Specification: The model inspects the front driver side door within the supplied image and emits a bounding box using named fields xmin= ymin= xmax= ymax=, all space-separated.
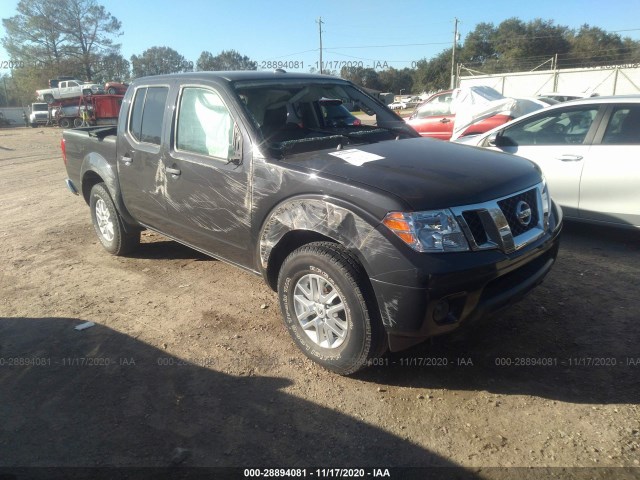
xmin=406 ymin=91 xmax=454 ymax=140
xmin=162 ymin=85 xmax=252 ymax=268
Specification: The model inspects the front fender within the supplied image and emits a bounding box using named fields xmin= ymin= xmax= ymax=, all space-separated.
xmin=258 ymin=197 xmax=422 ymax=328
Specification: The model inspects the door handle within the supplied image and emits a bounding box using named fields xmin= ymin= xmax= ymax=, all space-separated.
xmin=165 ymin=166 xmax=181 ymax=176
xmin=120 ymin=153 xmax=132 ymax=165
xmin=439 ymin=118 xmax=451 ymax=123
xmin=556 ymin=154 xmax=583 ymax=162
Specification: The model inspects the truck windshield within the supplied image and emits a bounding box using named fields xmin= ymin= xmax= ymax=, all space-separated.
xmin=232 ymin=80 xmax=417 ymax=155
xmin=32 ymin=104 xmax=48 ymax=112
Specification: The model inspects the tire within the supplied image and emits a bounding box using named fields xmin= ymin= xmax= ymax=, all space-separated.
xmin=30 ymin=123 xmax=37 ymax=128
xmin=107 ymin=87 xmax=116 ymax=94
xmin=44 ymin=94 xmax=54 ymax=104
xmin=277 ymin=242 xmax=386 ymax=375
xmin=89 ymin=183 xmax=140 ymax=255
xmin=83 ymin=89 xmax=92 ymax=96
xmin=73 ymin=117 xmax=83 ymax=127
xmin=59 ymin=118 xmax=71 ymax=128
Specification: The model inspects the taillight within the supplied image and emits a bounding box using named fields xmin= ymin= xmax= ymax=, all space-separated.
xmin=61 ymin=137 xmax=67 ymax=165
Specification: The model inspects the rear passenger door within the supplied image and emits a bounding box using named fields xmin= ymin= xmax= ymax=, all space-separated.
xmin=579 ymin=104 xmax=640 ymax=227
xmin=162 ymin=85 xmax=253 ymax=267
xmin=118 ymin=85 xmax=171 ymax=228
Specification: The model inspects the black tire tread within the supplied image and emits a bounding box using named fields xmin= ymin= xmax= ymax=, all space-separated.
xmin=279 ymin=241 xmax=386 ymax=375
xmin=90 ymin=183 xmax=140 ymax=256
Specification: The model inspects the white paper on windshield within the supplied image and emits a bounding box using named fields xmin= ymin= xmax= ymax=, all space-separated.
xmin=328 ymin=149 xmax=384 ymax=166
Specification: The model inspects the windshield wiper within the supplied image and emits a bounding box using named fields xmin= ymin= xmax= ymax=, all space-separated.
xmin=304 ymin=127 xmax=377 ymax=144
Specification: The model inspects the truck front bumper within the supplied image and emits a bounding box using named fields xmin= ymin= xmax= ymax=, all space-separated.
xmin=370 ymin=208 xmax=562 ymax=352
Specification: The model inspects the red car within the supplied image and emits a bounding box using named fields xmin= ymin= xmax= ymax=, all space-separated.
xmin=104 ymin=82 xmax=129 ymax=95
xmin=405 ymin=88 xmax=551 ymax=141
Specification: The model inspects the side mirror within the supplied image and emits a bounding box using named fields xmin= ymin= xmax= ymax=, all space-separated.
xmin=487 ymin=132 xmax=511 ymax=147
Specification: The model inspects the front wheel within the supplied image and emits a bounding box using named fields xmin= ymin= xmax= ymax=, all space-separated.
xmin=89 ymin=183 xmax=140 ymax=255
xmin=107 ymin=87 xmax=116 ymax=94
xmin=277 ymin=242 xmax=386 ymax=375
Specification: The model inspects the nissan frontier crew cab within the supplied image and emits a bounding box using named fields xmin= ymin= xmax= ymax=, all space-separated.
xmin=61 ymin=71 xmax=562 ymax=374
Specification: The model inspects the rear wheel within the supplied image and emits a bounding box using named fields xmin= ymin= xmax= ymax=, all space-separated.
xmin=44 ymin=94 xmax=54 ymax=104
xmin=107 ymin=87 xmax=116 ymax=94
xmin=89 ymin=183 xmax=140 ymax=255
xmin=73 ymin=117 xmax=83 ymax=127
xmin=59 ymin=118 xmax=71 ymax=128
xmin=277 ymin=242 xmax=386 ymax=375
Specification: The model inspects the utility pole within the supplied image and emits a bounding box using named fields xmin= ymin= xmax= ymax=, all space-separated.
xmin=450 ymin=17 xmax=459 ymax=89
xmin=317 ymin=17 xmax=324 ymax=74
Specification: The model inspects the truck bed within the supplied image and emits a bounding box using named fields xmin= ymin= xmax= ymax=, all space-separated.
xmin=63 ymin=126 xmax=118 ymax=196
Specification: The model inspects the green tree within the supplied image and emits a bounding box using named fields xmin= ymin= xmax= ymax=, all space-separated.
xmin=1 ymin=0 xmax=67 ymax=69
xmin=130 ymin=46 xmax=191 ymax=78
xmin=566 ymin=25 xmax=629 ymax=67
xmin=411 ymin=49 xmax=452 ymax=92
xmin=92 ymin=52 xmax=130 ymax=83
xmin=378 ymin=67 xmax=414 ymax=93
xmin=2 ymin=0 xmax=122 ymax=81
xmin=339 ymin=66 xmax=383 ymax=90
xmin=196 ymin=49 xmax=256 ymax=71
xmin=56 ymin=0 xmax=122 ymax=80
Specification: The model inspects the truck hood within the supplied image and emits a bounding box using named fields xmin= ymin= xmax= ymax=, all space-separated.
xmin=279 ymin=137 xmax=541 ymax=210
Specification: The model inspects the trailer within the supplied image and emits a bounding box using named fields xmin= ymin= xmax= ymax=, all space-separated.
xmin=49 ymin=94 xmax=123 ymax=128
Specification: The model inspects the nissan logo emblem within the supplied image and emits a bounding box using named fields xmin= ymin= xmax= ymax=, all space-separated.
xmin=516 ymin=201 xmax=532 ymax=226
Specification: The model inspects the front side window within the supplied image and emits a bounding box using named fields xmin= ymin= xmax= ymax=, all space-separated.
xmin=176 ymin=87 xmax=234 ymax=159
xmin=500 ymin=107 xmax=599 ymax=146
xmin=128 ymin=86 xmax=168 ymax=145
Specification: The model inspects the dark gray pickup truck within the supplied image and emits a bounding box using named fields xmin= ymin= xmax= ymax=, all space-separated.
xmin=61 ymin=71 xmax=562 ymax=374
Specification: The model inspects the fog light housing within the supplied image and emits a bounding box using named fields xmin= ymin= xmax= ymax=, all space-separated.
xmin=432 ymin=299 xmax=450 ymax=324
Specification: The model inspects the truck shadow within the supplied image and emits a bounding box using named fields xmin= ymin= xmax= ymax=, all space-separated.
xmin=357 ymin=223 xmax=640 ymax=405
xmin=0 ymin=317 xmax=474 ymax=475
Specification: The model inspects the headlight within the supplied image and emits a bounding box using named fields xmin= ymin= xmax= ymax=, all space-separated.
xmin=382 ymin=210 xmax=470 ymax=252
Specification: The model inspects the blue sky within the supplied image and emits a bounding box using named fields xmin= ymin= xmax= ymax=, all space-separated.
xmin=1 ymin=0 xmax=640 ymax=71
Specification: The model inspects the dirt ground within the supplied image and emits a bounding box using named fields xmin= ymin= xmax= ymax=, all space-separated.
xmin=0 ymin=127 xmax=639 ymax=478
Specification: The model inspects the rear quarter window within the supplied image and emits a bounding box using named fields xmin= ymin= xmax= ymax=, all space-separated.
xmin=128 ymin=86 xmax=169 ymax=145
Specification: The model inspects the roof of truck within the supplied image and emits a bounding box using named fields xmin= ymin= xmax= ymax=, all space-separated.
xmin=132 ymin=70 xmax=347 ymax=84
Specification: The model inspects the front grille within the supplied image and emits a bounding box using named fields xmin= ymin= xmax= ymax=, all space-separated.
xmin=462 ymin=211 xmax=487 ymax=245
xmin=497 ymin=188 xmax=538 ymax=237
xmin=452 ymin=183 xmax=546 ymax=254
